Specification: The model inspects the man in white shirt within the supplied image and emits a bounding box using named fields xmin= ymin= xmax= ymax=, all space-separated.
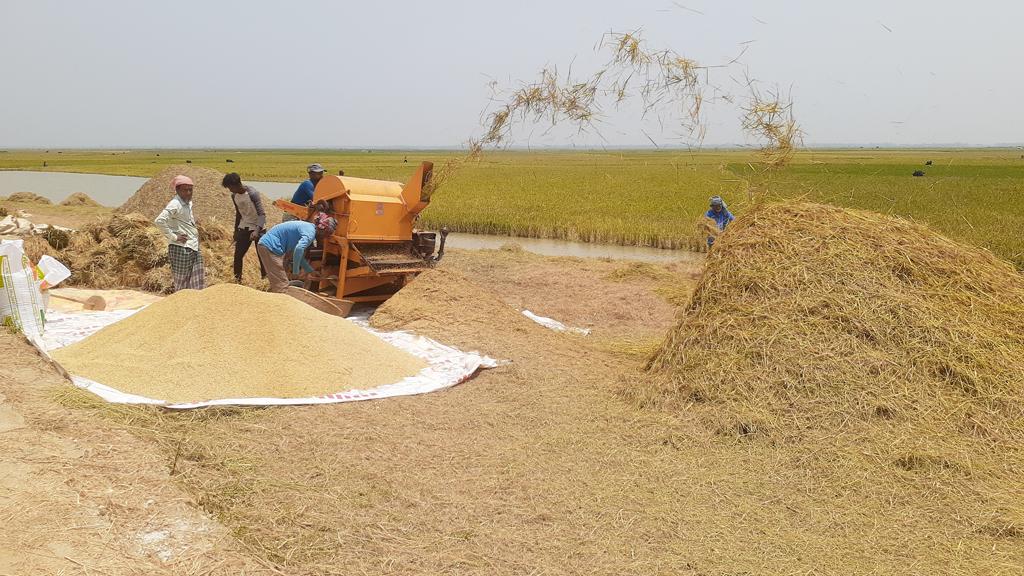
xmin=222 ymin=172 xmax=267 ymax=282
xmin=154 ymin=175 xmax=205 ymax=292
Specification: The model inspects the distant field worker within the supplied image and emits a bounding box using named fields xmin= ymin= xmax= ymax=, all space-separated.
xmin=257 ymin=213 xmax=338 ymax=293
xmin=705 ymin=195 xmax=735 ymax=248
xmin=154 ymin=175 xmax=205 ymax=292
xmin=284 ymin=163 xmax=326 ymax=222
xmin=222 ymin=173 xmax=267 ymax=282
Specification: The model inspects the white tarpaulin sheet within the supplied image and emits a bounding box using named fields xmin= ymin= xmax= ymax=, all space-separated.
xmin=33 ymin=308 xmax=500 ymax=409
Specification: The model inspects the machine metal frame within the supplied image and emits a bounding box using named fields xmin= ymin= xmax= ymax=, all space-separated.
xmin=272 ymin=162 xmax=447 ymax=303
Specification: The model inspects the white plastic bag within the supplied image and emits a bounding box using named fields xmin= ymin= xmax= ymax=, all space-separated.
xmin=0 ymin=240 xmax=46 ymax=336
xmin=36 ymin=255 xmax=71 ymax=289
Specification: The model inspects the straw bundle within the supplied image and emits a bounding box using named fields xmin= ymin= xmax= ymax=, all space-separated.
xmin=59 ymin=192 xmax=101 ymax=207
xmin=51 ymin=213 xmax=264 ymax=293
xmin=630 ymin=203 xmax=1024 ymax=445
xmin=695 ymin=215 xmax=720 ymax=251
xmin=56 ymin=213 xmax=170 ymax=290
xmin=5 ymin=192 xmax=52 ymax=204
xmin=20 ymin=235 xmax=51 ymax=263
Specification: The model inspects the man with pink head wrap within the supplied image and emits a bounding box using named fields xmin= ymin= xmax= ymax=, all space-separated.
xmin=154 ymin=174 xmax=205 ymax=291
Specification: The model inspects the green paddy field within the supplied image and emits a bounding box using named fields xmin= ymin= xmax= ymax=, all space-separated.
xmin=2 ymin=148 xmax=1021 ymax=267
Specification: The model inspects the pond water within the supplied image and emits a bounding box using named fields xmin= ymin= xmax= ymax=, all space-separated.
xmin=0 ymin=170 xmax=296 ymax=207
xmin=0 ymin=171 xmax=148 ymax=206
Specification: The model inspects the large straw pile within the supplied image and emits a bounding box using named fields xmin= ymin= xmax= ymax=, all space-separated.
xmin=53 ymin=284 xmax=426 ymax=403
xmin=118 ymin=165 xmax=283 ymax=226
xmin=631 ymin=203 xmax=1024 ymax=446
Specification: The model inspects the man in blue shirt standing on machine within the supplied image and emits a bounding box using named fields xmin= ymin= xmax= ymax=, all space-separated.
xmin=283 ymin=163 xmax=326 ymax=221
xmin=257 ymin=212 xmax=338 ymax=292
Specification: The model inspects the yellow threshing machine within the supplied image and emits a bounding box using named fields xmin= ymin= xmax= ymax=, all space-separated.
xmin=272 ymin=162 xmax=447 ymax=305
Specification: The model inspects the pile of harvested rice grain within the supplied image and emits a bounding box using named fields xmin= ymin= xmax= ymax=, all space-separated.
xmin=52 ymin=284 xmax=427 ymax=403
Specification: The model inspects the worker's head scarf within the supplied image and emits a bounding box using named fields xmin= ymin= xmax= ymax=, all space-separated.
xmin=709 ymin=195 xmax=725 ymax=208
xmin=172 ymin=175 xmax=194 ymax=189
xmin=314 ymin=212 xmax=338 ymax=234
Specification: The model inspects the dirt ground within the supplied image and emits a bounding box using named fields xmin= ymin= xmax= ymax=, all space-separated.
xmin=2 ymin=247 xmax=1021 ymax=575
xmin=442 ymin=246 xmax=701 ymax=344
xmin=0 ymin=333 xmax=275 ymax=575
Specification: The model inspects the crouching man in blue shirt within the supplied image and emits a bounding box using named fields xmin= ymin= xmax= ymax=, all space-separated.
xmin=705 ymin=195 xmax=735 ymax=248
xmin=256 ymin=213 xmax=338 ymax=292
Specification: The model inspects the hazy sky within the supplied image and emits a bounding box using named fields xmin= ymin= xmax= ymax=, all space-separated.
xmin=1 ymin=0 xmax=1020 ymax=148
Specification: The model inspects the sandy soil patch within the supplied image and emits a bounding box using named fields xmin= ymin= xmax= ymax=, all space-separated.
xmin=0 ymin=331 xmax=271 ymax=575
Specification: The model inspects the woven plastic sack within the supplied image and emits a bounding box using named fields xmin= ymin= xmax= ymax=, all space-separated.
xmin=0 ymin=240 xmax=46 ymax=336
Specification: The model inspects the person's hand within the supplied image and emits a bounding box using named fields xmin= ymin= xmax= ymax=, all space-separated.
xmin=176 ymin=233 xmax=187 ymax=243
xmin=250 ymin=230 xmax=259 ymax=241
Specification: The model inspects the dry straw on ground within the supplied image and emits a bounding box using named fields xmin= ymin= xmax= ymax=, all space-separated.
xmin=624 ymin=202 xmax=1024 ymax=551
xmin=630 ymin=202 xmax=1024 ymax=446
xmin=57 ymin=212 xmax=171 ymax=291
xmin=43 ymin=212 xmax=263 ymax=293
xmin=45 ymin=248 xmax=1024 ymax=574
xmin=59 ymin=192 xmax=101 ymax=207
xmin=371 ymin=268 xmax=556 ymax=358
xmin=5 ymin=191 xmax=52 ymax=204
xmin=53 ymin=284 xmax=426 ymax=404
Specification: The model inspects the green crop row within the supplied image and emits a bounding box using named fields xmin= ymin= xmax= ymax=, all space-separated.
xmin=2 ymin=148 xmax=1022 ymax=266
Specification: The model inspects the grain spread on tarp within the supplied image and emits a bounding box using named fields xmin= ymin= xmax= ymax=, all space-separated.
xmin=52 ymin=284 xmax=427 ymax=403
